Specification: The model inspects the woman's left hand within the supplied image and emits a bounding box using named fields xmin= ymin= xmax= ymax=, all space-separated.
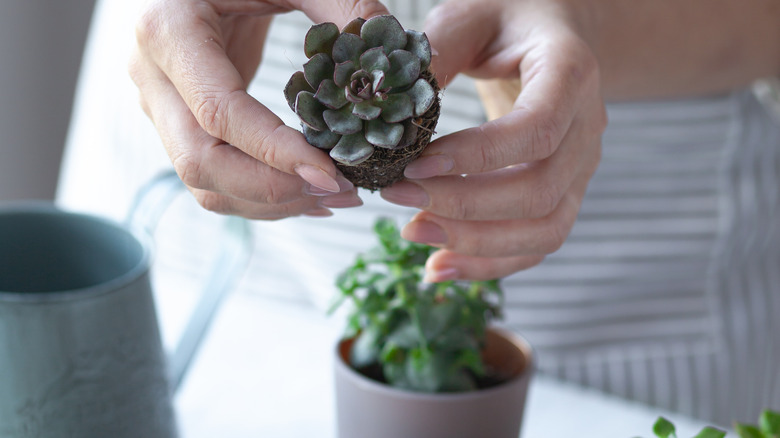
xmin=380 ymin=0 xmax=607 ymax=282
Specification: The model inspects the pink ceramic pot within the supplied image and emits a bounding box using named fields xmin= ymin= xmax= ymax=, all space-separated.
xmin=334 ymin=327 xmax=534 ymax=438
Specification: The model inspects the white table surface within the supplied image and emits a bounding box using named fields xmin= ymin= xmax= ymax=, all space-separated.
xmin=161 ymin=289 xmax=717 ymax=438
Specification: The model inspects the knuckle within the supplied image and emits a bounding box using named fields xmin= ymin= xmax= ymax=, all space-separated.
xmin=135 ymin=3 xmax=164 ymax=48
xmin=173 ymin=153 xmax=204 ymax=190
xmin=525 ymin=183 xmax=561 ymax=218
xmin=537 ymin=221 xmax=568 ymax=254
xmin=246 ymin=161 xmax=292 ymax=205
xmin=193 ymin=91 xmax=231 ymax=139
xmin=475 ymin=124 xmax=513 ymax=172
xmin=252 ymin=124 xmax=285 ymax=166
xmin=258 ymin=180 xmax=285 ymax=205
xmin=559 ymin=36 xmax=600 ymax=87
xmin=448 ymin=228 xmax=491 ymax=257
xmin=528 ymin=111 xmax=560 ymax=160
xmin=447 ymin=191 xmax=477 ymax=220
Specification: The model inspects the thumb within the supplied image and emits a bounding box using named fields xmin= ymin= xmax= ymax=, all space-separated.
xmin=290 ymin=0 xmax=391 ymax=28
xmin=423 ymin=0 xmax=501 ymax=87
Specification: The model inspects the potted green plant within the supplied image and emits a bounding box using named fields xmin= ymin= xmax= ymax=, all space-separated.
xmin=284 ymin=16 xmax=533 ymax=437
xmin=329 ymin=218 xmax=534 ymax=438
xmin=642 ymin=410 xmax=780 ymax=438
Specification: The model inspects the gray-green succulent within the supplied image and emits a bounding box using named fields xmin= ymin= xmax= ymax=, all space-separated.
xmin=285 ymin=15 xmax=437 ymax=166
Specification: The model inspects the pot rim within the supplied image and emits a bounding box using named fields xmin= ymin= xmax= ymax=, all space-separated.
xmin=334 ymin=326 xmax=535 ymax=402
xmin=0 ymin=202 xmax=152 ymax=302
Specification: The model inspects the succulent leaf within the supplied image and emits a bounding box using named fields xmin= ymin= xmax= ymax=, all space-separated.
xmin=341 ymin=17 xmax=366 ymax=36
xmin=360 ymin=47 xmax=391 ymax=73
xmin=384 ymin=50 xmax=421 ymax=88
xmin=345 ymin=85 xmax=363 ymax=104
xmin=324 ymin=104 xmax=363 ymax=135
xmin=372 ymin=70 xmax=386 ymax=94
xmin=315 ymin=79 xmax=348 ymax=110
xmin=404 ymin=30 xmax=432 ymax=70
xmin=284 ymin=71 xmax=314 ymax=111
xmin=295 ymin=91 xmax=328 ymax=131
xmin=361 ymin=15 xmax=407 ymax=55
xmin=396 ymin=119 xmax=419 ymax=149
xmin=334 ymin=60 xmax=358 ymax=87
xmin=303 ymin=53 xmax=335 ymax=90
xmin=353 ymin=101 xmax=382 ymax=120
xmin=407 ymin=78 xmax=436 ymax=116
xmin=331 ymin=133 xmax=374 ymax=165
xmin=332 ymin=32 xmax=367 ymax=64
xmin=349 ymin=70 xmax=374 ymax=101
xmin=366 ymin=118 xmax=404 ymax=148
xmin=378 ymin=93 xmax=413 ymax=123
xmin=303 ymin=124 xmax=341 ymax=150
xmin=304 ymin=22 xmax=340 ymax=59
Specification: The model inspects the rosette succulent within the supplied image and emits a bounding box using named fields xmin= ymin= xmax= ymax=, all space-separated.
xmin=284 ymin=15 xmax=440 ymax=190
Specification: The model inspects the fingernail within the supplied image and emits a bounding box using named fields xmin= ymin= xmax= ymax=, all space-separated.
xmin=380 ymin=181 xmax=429 ymax=208
xmin=423 ymin=267 xmax=459 ymax=283
xmin=304 ymin=175 xmax=354 ymax=196
xmin=303 ymin=208 xmax=334 ymax=218
xmin=319 ymin=192 xmax=363 ymax=208
xmin=404 ymin=154 xmax=454 ymax=179
xmin=402 ymin=220 xmax=447 ymax=245
xmin=295 ymin=164 xmax=340 ymax=193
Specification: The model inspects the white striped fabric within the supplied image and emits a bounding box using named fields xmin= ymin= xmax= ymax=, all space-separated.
xmin=58 ymin=0 xmax=780 ymax=429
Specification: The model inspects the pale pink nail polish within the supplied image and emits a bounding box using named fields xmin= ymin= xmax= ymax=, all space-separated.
xmin=295 ymin=164 xmax=340 ymax=193
xmin=402 ymin=220 xmax=447 ymax=245
xmin=304 ymin=174 xmax=354 ymax=195
xmin=319 ymin=192 xmax=363 ymax=208
xmin=404 ymin=154 xmax=454 ymax=179
xmin=423 ymin=267 xmax=459 ymax=283
xmin=380 ymin=181 xmax=429 ymax=208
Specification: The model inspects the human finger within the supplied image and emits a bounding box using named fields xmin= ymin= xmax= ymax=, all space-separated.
xmin=406 ymin=32 xmax=603 ymax=179
xmin=130 ymin=52 xmax=335 ymax=204
xmin=135 ymin=0 xmax=341 ymax=191
xmin=423 ymin=0 xmax=503 ymax=87
xmin=400 ymin=179 xmax=584 ymax=259
xmin=281 ymin=0 xmax=390 ymax=28
xmin=188 ymin=185 xmax=362 ymax=220
xmin=382 ymin=113 xmax=600 ymax=221
xmin=409 ymin=170 xmax=594 ymax=281
xmin=423 ymin=250 xmax=545 ymax=283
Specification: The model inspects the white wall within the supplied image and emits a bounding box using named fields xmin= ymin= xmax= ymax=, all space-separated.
xmin=0 ymin=0 xmax=96 ymax=200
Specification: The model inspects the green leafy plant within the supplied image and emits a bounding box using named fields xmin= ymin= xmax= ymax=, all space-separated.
xmin=644 ymin=410 xmax=780 ymax=438
xmin=331 ymin=218 xmax=503 ymax=393
xmin=285 ymin=15 xmax=441 ymax=190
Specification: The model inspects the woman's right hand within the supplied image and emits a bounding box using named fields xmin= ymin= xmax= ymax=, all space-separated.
xmin=129 ymin=0 xmax=389 ymax=219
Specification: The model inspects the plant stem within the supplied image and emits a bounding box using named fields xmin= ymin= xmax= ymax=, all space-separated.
xmin=411 ymin=306 xmax=429 ymax=351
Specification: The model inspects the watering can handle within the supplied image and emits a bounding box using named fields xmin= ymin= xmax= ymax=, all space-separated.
xmin=125 ymin=170 xmax=253 ymax=391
